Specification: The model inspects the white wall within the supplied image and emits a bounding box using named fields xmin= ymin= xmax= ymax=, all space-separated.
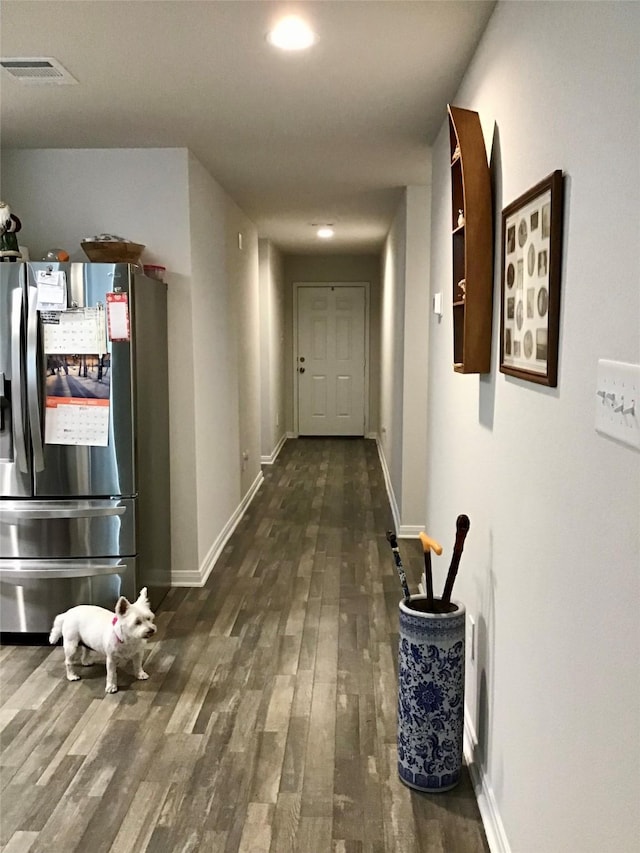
xmin=380 ymin=186 xmax=433 ymax=533
xmin=259 ymin=239 xmax=286 ymax=462
xmin=187 ymin=153 xmax=243 ymax=572
xmin=0 ymin=148 xmax=190 ymax=271
xmin=424 ymin=3 xmax=640 ymax=852
xmin=225 ymin=197 xmax=261 ymax=499
xmin=380 ymin=200 xmax=407 ymax=517
xmin=400 ymin=185 xmax=431 ymax=533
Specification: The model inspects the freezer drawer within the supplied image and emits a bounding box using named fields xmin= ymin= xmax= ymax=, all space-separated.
xmin=0 ymin=557 xmax=136 ymax=633
xmin=0 ymin=498 xmax=135 ymax=558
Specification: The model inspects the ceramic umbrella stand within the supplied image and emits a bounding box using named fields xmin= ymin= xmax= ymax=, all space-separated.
xmin=397 ymin=594 xmax=466 ymax=792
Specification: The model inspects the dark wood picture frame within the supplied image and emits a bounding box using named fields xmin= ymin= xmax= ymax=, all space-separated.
xmin=499 ymin=170 xmax=564 ymax=386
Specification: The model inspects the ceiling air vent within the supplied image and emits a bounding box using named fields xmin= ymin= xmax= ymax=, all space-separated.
xmin=0 ymin=57 xmax=78 ymax=85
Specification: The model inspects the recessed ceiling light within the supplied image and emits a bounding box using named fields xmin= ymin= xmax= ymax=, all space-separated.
xmin=267 ymin=16 xmax=315 ymax=51
xmin=317 ymin=226 xmax=334 ymax=239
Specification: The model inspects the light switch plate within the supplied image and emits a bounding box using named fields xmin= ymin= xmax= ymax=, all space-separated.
xmin=595 ymin=359 xmax=640 ymax=450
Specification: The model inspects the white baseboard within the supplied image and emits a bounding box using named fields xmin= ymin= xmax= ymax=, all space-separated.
xmin=375 ymin=438 xmax=400 ymax=533
xmin=167 ymin=567 xmax=203 ymax=587
xmin=396 ymin=524 xmax=423 ymax=538
xmin=464 ymin=710 xmax=511 ymax=853
xmin=170 ymin=469 xmax=264 ymax=588
xmin=260 ymin=432 xmax=287 ymax=465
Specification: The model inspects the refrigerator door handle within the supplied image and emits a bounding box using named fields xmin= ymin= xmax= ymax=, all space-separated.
xmin=1 ymin=561 xmax=130 ymax=580
xmin=11 ymin=288 xmax=29 ymax=473
xmin=0 ymin=504 xmax=126 ymax=521
xmin=26 ymin=285 xmax=45 ymax=472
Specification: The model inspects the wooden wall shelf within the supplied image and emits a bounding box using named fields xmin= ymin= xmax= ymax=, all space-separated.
xmin=448 ymin=105 xmax=493 ymax=374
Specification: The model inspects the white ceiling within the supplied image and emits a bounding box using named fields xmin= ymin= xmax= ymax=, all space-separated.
xmin=0 ymin=0 xmax=495 ymax=253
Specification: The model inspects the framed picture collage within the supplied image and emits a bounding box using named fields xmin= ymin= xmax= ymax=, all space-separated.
xmin=499 ymin=170 xmax=564 ymax=386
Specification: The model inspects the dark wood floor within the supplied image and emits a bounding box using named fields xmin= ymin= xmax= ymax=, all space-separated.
xmin=0 ymin=438 xmax=489 ymax=853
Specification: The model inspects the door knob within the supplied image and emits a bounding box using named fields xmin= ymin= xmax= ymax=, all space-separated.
xmin=299 ymin=367 xmax=305 ymax=374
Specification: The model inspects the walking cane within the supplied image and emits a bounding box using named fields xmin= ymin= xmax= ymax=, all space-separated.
xmin=441 ymin=515 xmax=470 ymax=605
xmin=418 ymin=532 xmax=443 ymax=611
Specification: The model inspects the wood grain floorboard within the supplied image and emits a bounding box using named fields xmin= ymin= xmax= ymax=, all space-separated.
xmin=0 ymin=438 xmax=489 ymax=852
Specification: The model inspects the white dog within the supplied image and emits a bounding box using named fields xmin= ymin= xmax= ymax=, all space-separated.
xmin=49 ymin=588 xmax=157 ymax=694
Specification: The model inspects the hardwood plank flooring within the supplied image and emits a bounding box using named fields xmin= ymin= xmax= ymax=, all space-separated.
xmin=0 ymin=438 xmax=489 ymax=853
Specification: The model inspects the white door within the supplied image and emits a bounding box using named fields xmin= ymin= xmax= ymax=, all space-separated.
xmin=297 ymin=285 xmax=366 ymax=435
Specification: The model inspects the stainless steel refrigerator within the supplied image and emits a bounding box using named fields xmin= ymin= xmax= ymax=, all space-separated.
xmin=0 ymin=262 xmax=170 ymax=633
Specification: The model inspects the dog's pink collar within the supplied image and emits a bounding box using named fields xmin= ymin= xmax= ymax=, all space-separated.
xmin=112 ymin=616 xmax=124 ymax=644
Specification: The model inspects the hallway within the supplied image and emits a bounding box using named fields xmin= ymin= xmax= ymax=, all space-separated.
xmin=0 ymin=438 xmax=489 ymax=852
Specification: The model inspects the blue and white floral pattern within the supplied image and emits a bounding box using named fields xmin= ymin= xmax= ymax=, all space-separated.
xmin=397 ymin=597 xmax=465 ymax=792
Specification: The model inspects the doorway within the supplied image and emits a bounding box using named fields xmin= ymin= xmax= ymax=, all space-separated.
xmin=294 ymin=283 xmax=369 ymax=436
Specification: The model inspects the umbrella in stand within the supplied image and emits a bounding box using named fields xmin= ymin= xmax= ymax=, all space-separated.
xmin=386 ymin=530 xmax=411 ymax=602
